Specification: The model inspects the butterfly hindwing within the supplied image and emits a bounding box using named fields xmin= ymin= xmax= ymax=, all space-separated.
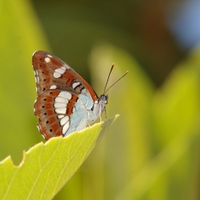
xmin=34 ymin=89 xmax=79 ymax=139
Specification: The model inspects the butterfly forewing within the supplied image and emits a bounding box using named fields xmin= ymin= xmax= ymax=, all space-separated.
xmin=32 ymin=51 xmax=98 ymax=100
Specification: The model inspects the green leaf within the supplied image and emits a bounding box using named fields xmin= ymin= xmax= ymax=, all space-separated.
xmin=0 ymin=115 xmax=118 ymax=200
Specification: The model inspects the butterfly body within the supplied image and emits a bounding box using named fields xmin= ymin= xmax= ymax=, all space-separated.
xmin=32 ymin=51 xmax=107 ymax=140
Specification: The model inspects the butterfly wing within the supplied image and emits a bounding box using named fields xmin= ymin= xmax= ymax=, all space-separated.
xmin=32 ymin=50 xmax=99 ymax=140
xmin=32 ymin=50 xmax=98 ymax=99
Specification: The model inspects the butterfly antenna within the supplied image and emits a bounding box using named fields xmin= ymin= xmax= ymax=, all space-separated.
xmin=104 ymin=70 xmax=128 ymax=94
xmin=103 ymin=63 xmax=115 ymax=93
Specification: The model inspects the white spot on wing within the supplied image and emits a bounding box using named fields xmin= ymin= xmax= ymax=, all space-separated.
xmin=34 ymin=70 xmax=39 ymax=76
xmin=81 ymin=88 xmax=87 ymax=93
xmin=62 ymin=121 xmax=70 ymax=134
xmin=34 ymin=70 xmax=39 ymax=83
xmin=58 ymin=91 xmax=72 ymax=100
xmin=58 ymin=115 xmax=65 ymax=119
xmin=45 ymin=57 xmax=51 ymax=63
xmin=36 ymin=125 xmax=40 ymax=132
xmin=41 ymin=134 xmax=46 ymax=140
xmin=54 ymin=102 xmax=67 ymax=108
xmin=60 ymin=116 xmax=69 ymax=126
xmin=53 ymin=72 xmax=61 ymax=78
xmin=53 ymin=66 xmax=66 ymax=78
xmin=72 ymin=82 xmax=80 ymax=89
xmin=55 ymin=97 xmax=69 ymax=103
xmin=55 ymin=108 xmax=66 ymax=114
xmin=35 ymin=76 xmax=39 ymax=83
xmin=56 ymin=66 xmax=66 ymax=74
xmin=50 ymin=85 xmax=57 ymax=89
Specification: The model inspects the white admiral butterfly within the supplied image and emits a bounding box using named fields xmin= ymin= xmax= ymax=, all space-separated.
xmin=32 ymin=50 xmax=127 ymax=140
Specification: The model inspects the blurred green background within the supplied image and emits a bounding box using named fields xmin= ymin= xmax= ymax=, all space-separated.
xmin=0 ymin=0 xmax=200 ymax=199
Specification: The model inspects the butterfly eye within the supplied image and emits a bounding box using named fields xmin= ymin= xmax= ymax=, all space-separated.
xmin=100 ymin=95 xmax=108 ymax=104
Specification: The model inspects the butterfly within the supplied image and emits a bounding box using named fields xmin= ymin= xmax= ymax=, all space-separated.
xmin=32 ymin=50 xmax=127 ymax=140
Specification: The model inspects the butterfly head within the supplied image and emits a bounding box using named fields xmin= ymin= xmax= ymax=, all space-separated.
xmin=99 ymin=94 xmax=108 ymax=105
